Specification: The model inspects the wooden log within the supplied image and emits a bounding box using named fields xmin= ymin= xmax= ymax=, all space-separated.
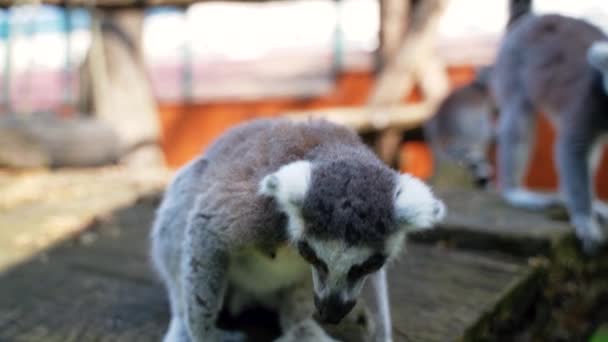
xmin=283 ymin=102 xmax=434 ymax=134
xmin=81 ymin=9 xmax=164 ymax=167
xmin=367 ymin=0 xmax=449 ymax=165
xmin=367 ymin=0 xmax=448 ymax=107
xmin=377 ymin=0 xmax=409 ymax=69
xmin=0 ymin=115 xmax=120 ymax=168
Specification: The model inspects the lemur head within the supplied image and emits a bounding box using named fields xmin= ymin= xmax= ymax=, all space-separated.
xmin=260 ymin=158 xmax=445 ymax=324
xmin=588 ymin=41 xmax=608 ymax=94
xmin=427 ymin=68 xmax=496 ymax=188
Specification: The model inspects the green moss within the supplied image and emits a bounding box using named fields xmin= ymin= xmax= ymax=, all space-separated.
xmin=590 ymin=325 xmax=608 ymax=342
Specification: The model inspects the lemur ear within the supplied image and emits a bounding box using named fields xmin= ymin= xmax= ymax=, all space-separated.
xmin=260 ymin=161 xmax=311 ymax=241
xmin=259 ymin=160 xmax=312 ymax=207
xmin=394 ymin=174 xmax=446 ymax=231
xmin=588 ymin=41 xmax=608 ymax=71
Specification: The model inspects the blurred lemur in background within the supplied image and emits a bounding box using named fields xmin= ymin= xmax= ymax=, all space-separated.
xmin=425 ymin=0 xmax=608 ymax=253
xmin=492 ymin=4 xmax=608 ymax=253
xmin=151 ymin=119 xmax=445 ymax=342
xmin=424 ymin=66 xmax=496 ymax=188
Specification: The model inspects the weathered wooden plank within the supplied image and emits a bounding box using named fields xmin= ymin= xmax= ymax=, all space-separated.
xmin=413 ymin=188 xmax=573 ymax=256
xmin=385 ymin=245 xmax=537 ymax=341
xmin=0 ymin=167 xmax=169 ymax=273
xmin=0 ymin=194 xmax=537 ymax=342
xmin=365 ymin=0 xmax=449 ymax=166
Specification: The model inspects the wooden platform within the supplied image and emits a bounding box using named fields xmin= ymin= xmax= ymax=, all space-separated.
xmin=412 ymin=188 xmax=572 ymax=257
xmin=0 ymin=181 xmax=554 ymax=342
xmin=0 ymin=167 xmax=170 ymax=272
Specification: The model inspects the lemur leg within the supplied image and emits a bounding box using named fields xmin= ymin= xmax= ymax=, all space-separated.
xmin=370 ymin=268 xmax=392 ymax=342
xmin=275 ymin=281 xmax=339 ymax=342
xmin=164 ymin=316 xmax=190 ymax=342
xmin=594 ymin=200 xmax=608 ymax=226
xmin=162 ymin=280 xmax=188 ymax=342
xmin=153 ymin=219 xmax=189 ymax=342
xmin=556 ymin=130 xmax=605 ymax=253
xmin=590 ymin=138 xmax=608 ymax=225
xmin=181 ymin=201 xmax=246 ymax=342
xmin=498 ymin=100 xmax=559 ymax=209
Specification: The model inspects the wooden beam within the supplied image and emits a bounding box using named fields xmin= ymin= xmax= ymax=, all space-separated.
xmin=81 ymin=9 xmax=164 ymax=166
xmin=367 ymin=0 xmax=448 ymax=107
xmin=283 ymin=102 xmax=434 ymax=134
xmin=377 ymin=0 xmax=409 ymax=69
xmin=366 ymin=0 xmax=449 ymax=165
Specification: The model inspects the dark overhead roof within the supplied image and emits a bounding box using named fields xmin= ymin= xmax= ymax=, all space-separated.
xmin=0 ymin=0 xmax=286 ymax=10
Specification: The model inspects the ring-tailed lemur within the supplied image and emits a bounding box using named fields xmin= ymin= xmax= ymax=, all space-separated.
xmin=424 ymin=67 xmax=496 ymax=188
xmin=151 ymin=118 xmax=445 ymax=342
xmin=491 ymin=8 xmax=608 ymax=252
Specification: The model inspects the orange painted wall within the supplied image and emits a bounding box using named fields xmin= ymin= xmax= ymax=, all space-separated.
xmin=157 ymin=66 xmax=608 ymax=199
xmin=158 ymin=72 xmax=374 ymax=168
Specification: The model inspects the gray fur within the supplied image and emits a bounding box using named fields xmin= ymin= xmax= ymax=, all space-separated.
xmin=150 ymin=118 xmax=444 ymax=342
xmin=424 ymin=67 xmax=496 ymax=187
xmin=491 ymin=13 xmax=608 ymax=252
xmin=302 ymin=155 xmax=397 ymax=247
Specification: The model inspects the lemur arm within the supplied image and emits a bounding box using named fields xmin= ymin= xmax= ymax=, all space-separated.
xmin=275 ymin=280 xmax=338 ymax=342
xmin=497 ymin=101 xmax=535 ymax=192
xmin=498 ymin=101 xmax=559 ymax=209
xmin=370 ymin=267 xmax=393 ymax=342
xmin=556 ymin=128 xmax=604 ymax=252
xmin=181 ymin=199 xmax=245 ymax=342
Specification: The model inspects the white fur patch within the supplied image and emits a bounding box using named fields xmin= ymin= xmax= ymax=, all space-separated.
xmin=385 ymin=230 xmax=407 ymax=260
xmin=394 ymin=174 xmax=446 ymax=230
xmin=308 ymin=239 xmax=372 ymax=298
xmin=259 ymin=160 xmax=312 ymax=240
xmin=588 ymin=41 xmax=608 ymax=70
xmin=502 ymin=188 xmax=560 ymax=210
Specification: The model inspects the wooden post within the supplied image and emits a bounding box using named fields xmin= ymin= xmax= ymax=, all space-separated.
xmin=82 ymin=8 xmax=164 ymax=167
xmin=377 ymin=0 xmax=409 ymax=71
xmin=61 ymin=6 xmax=75 ymax=116
xmin=368 ymin=0 xmax=448 ymax=107
xmin=367 ymin=0 xmax=449 ymax=166
xmin=2 ymin=11 xmax=12 ymax=114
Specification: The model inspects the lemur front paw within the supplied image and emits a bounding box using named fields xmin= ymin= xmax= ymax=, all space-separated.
xmin=502 ymin=188 xmax=560 ymax=211
xmin=219 ymin=330 xmax=248 ymax=342
xmin=371 ymin=333 xmax=393 ymax=342
xmin=275 ymin=319 xmax=341 ymax=342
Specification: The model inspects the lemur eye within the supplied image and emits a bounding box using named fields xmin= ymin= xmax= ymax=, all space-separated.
xmin=297 ymin=241 xmax=328 ymax=273
xmin=348 ymin=253 xmax=386 ymax=282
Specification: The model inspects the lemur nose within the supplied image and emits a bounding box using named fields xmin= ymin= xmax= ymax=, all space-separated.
xmin=475 ymin=176 xmax=489 ymax=189
xmin=314 ymin=293 xmax=356 ymax=324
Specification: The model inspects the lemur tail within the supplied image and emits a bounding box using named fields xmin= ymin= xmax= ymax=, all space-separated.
xmin=507 ymin=0 xmax=532 ymax=29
